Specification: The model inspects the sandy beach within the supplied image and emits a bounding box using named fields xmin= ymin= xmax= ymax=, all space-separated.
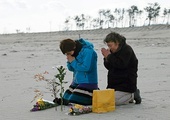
xmin=0 ymin=25 xmax=170 ymax=120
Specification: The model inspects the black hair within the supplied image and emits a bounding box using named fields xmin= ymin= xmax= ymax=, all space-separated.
xmin=60 ymin=39 xmax=76 ymax=54
xmin=104 ymin=32 xmax=126 ymax=45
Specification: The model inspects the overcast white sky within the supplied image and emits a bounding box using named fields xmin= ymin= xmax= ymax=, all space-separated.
xmin=0 ymin=0 xmax=169 ymax=33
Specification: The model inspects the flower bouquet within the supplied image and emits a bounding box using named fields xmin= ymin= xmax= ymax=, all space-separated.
xmin=68 ymin=104 xmax=92 ymax=115
xmin=31 ymin=66 xmax=67 ymax=111
xmin=30 ymin=98 xmax=58 ymax=112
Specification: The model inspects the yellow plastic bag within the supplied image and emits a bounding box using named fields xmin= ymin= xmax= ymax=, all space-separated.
xmin=92 ymin=89 xmax=115 ymax=113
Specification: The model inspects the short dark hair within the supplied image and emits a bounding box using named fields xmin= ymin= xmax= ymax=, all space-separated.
xmin=104 ymin=32 xmax=126 ymax=44
xmin=60 ymin=39 xmax=76 ymax=54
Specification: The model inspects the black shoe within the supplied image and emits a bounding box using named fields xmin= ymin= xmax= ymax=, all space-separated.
xmin=129 ymin=99 xmax=134 ymax=103
xmin=134 ymin=89 xmax=142 ymax=104
xmin=53 ymin=98 xmax=61 ymax=105
xmin=53 ymin=98 xmax=69 ymax=105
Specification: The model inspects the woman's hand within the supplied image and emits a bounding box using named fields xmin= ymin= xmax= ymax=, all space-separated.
xmin=101 ymin=48 xmax=111 ymax=58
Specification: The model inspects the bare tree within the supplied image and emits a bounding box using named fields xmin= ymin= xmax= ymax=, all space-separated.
xmin=98 ymin=9 xmax=107 ymax=28
xmin=91 ymin=18 xmax=102 ymax=29
xmin=26 ymin=27 xmax=31 ymax=33
xmin=84 ymin=15 xmax=92 ymax=29
xmin=163 ymin=8 xmax=170 ymax=25
xmin=100 ymin=9 xmax=115 ymax=28
xmin=127 ymin=5 xmax=139 ymax=27
xmin=61 ymin=2 xmax=167 ymax=30
xmin=74 ymin=15 xmax=81 ymax=30
xmin=136 ymin=10 xmax=143 ymax=26
xmin=106 ymin=14 xmax=115 ymax=28
xmin=64 ymin=16 xmax=72 ymax=31
xmin=144 ymin=2 xmax=161 ymax=26
xmin=120 ymin=8 xmax=125 ymax=27
xmin=74 ymin=14 xmax=86 ymax=30
xmin=114 ymin=8 xmax=121 ymax=27
xmin=16 ymin=29 xmax=20 ymax=33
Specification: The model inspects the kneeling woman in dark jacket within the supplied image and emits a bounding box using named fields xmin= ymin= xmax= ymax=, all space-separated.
xmin=101 ymin=32 xmax=141 ymax=105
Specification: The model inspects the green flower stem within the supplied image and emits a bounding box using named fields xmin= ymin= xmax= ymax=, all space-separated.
xmin=55 ymin=66 xmax=67 ymax=111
